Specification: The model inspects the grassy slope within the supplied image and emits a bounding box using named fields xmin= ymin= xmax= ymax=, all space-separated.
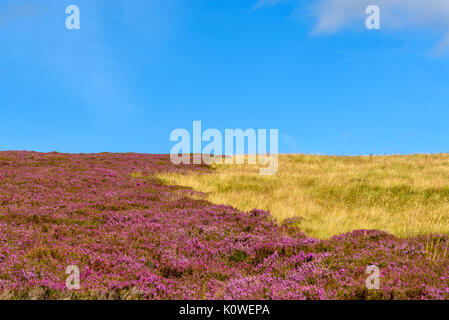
xmin=159 ymin=154 xmax=449 ymax=239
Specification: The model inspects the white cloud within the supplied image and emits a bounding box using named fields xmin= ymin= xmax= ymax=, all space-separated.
xmin=311 ymin=0 xmax=449 ymax=34
xmin=257 ymin=0 xmax=449 ymax=50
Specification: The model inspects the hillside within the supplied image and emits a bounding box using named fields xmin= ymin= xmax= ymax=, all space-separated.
xmin=0 ymin=151 xmax=448 ymax=299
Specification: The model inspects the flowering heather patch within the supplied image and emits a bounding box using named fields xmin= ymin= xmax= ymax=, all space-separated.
xmin=0 ymin=151 xmax=448 ymax=300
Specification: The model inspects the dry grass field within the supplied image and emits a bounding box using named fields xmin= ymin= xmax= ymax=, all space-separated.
xmin=159 ymin=154 xmax=449 ymax=239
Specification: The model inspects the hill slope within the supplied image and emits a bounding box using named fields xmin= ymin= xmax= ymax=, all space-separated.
xmin=0 ymin=152 xmax=448 ymax=299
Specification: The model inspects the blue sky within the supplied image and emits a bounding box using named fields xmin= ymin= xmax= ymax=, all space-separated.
xmin=1 ymin=0 xmax=449 ymax=155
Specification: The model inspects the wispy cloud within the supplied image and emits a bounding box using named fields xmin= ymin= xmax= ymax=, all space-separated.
xmin=0 ymin=2 xmax=38 ymax=27
xmin=279 ymin=133 xmax=299 ymax=152
xmin=256 ymin=0 xmax=449 ymax=51
xmin=1 ymin=0 xmax=180 ymax=123
xmin=311 ymin=0 xmax=449 ymax=34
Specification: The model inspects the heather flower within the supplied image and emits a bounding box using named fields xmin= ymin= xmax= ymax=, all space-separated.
xmin=0 ymin=151 xmax=447 ymax=300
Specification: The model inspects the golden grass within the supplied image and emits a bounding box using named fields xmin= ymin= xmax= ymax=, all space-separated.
xmin=159 ymin=154 xmax=449 ymax=239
